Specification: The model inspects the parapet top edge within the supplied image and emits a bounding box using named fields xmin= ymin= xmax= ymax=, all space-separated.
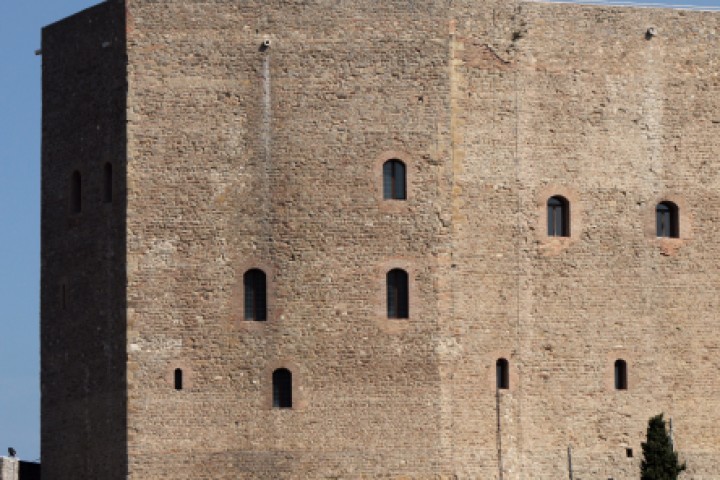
xmin=524 ymin=0 xmax=720 ymax=11
xmin=41 ymin=1 xmax=114 ymax=32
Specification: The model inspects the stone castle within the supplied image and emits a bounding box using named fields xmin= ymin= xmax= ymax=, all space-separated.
xmin=41 ymin=0 xmax=720 ymax=478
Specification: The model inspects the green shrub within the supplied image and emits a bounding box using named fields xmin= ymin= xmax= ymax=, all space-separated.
xmin=641 ymin=414 xmax=686 ymax=480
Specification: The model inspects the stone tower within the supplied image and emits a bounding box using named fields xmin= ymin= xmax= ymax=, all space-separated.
xmin=41 ymin=2 xmax=127 ymax=478
xmin=42 ymin=1 xmax=720 ymax=479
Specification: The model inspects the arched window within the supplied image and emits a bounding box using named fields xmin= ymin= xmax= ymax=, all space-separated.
xmin=244 ymin=269 xmax=267 ymax=321
xmin=174 ymin=368 xmax=183 ymax=390
xmin=496 ymin=358 xmax=510 ymax=390
xmin=614 ymin=359 xmax=628 ymax=390
xmin=272 ymin=368 xmax=292 ymax=408
xmin=70 ymin=171 xmax=82 ymax=213
xmin=656 ymin=201 xmax=679 ymax=238
xmin=103 ymin=162 xmax=113 ymax=204
xmin=386 ymin=269 xmax=409 ymax=319
xmin=383 ymin=159 xmax=406 ymax=200
xmin=547 ymin=195 xmax=569 ymax=237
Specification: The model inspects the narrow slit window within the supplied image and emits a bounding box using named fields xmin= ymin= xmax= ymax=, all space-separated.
xmin=386 ymin=269 xmax=409 ymax=319
xmin=656 ymin=201 xmax=679 ymax=238
xmin=174 ymin=368 xmax=183 ymax=390
xmin=272 ymin=368 xmax=292 ymax=408
xmin=70 ymin=171 xmax=82 ymax=213
xmin=547 ymin=195 xmax=569 ymax=237
xmin=383 ymin=159 xmax=406 ymax=200
xmin=496 ymin=358 xmax=510 ymax=390
xmin=103 ymin=163 xmax=113 ymax=204
xmin=614 ymin=359 xmax=628 ymax=390
xmin=244 ymin=269 xmax=267 ymax=321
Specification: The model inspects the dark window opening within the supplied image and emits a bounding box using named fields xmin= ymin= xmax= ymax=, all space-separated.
xmin=656 ymin=201 xmax=679 ymax=238
xmin=61 ymin=283 xmax=66 ymax=310
xmin=383 ymin=159 xmax=406 ymax=200
xmin=103 ymin=163 xmax=113 ymax=204
xmin=70 ymin=171 xmax=82 ymax=213
xmin=496 ymin=358 xmax=510 ymax=390
xmin=614 ymin=359 xmax=628 ymax=390
xmin=386 ymin=269 xmax=409 ymax=319
xmin=244 ymin=269 xmax=267 ymax=321
xmin=272 ymin=368 xmax=292 ymax=408
xmin=174 ymin=368 xmax=183 ymax=390
xmin=626 ymin=448 xmax=633 ymax=458
xmin=547 ymin=195 xmax=569 ymax=237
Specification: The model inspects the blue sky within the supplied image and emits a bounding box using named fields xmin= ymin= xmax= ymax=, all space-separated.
xmin=2 ymin=0 xmax=720 ymax=464
xmin=1 ymin=0 xmax=100 ymax=462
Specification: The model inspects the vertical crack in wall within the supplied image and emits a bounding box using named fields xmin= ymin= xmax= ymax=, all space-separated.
xmin=642 ymin=45 xmax=664 ymax=193
xmin=262 ymin=53 xmax=272 ymax=167
xmin=440 ymin=10 xmax=459 ymax=473
xmin=261 ymin=51 xmax=273 ymax=248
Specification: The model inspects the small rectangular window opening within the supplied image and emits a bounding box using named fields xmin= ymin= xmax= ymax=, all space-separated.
xmin=496 ymin=358 xmax=510 ymax=390
xmin=383 ymin=160 xmax=407 ymax=200
xmin=547 ymin=196 xmax=570 ymax=237
xmin=272 ymin=368 xmax=293 ymax=408
xmin=626 ymin=448 xmax=633 ymax=458
xmin=244 ymin=269 xmax=267 ymax=321
xmin=103 ymin=163 xmax=113 ymax=204
xmin=174 ymin=368 xmax=183 ymax=390
xmin=386 ymin=269 xmax=409 ymax=319
xmin=614 ymin=359 xmax=628 ymax=390
xmin=656 ymin=201 xmax=679 ymax=238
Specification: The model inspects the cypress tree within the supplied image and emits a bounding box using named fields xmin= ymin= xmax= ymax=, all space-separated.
xmin=641 ymin=414 xmax=686 ymax=480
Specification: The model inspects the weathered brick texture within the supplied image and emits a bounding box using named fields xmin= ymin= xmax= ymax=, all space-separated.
xmin=42 ymin=1 xmax=720 ymax=478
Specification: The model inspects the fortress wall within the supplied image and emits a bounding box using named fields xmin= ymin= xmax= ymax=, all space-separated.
xmin=124 ymin=1 xmax=453 ymax=477
xmin=40 ymin=1 xmax=720 ymax=478
xmin=40 ymin=1 xmax=128 ymax=479
xmin=447 ymin=2 xmax=720 ymax=478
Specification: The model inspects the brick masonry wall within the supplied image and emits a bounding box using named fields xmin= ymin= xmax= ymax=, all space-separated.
xmin=41 ymin=2 xmax=127 ymax=479
xmin=124 ymin=1 xmax=452 ymax=478
xmin=42 ymin=0 xmax=720 ymax=478
xmin=448 ymin=2 xmax=720 ymax=479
